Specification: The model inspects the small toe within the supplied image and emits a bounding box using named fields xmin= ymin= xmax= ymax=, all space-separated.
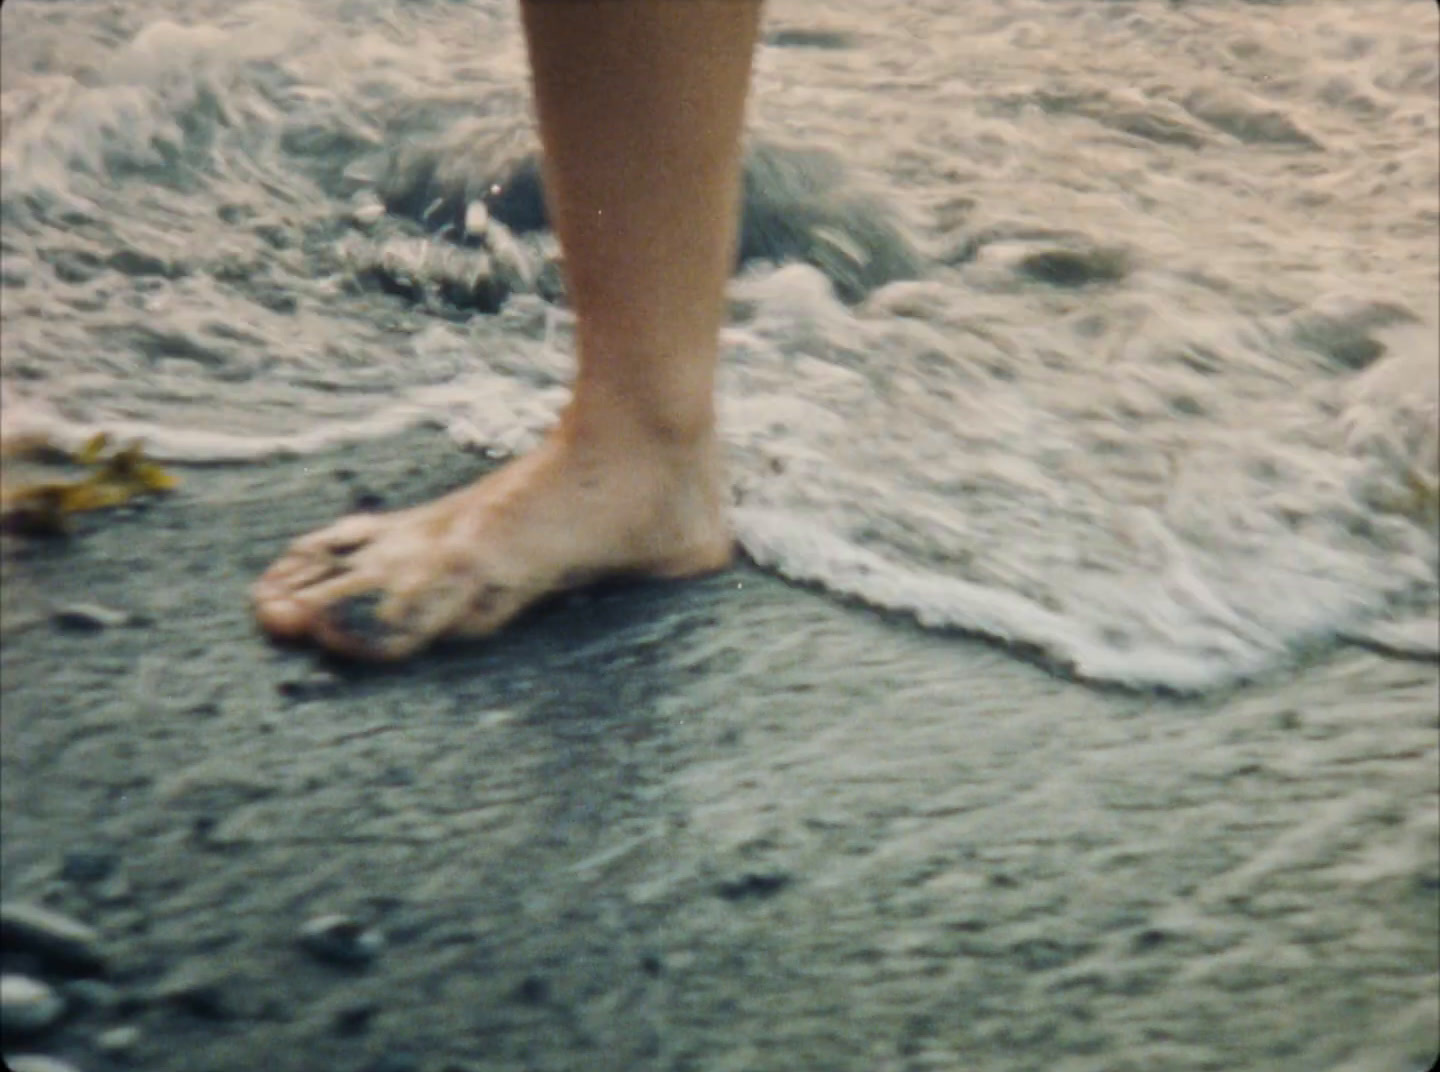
xmin=326 ymin=591 xmax=400 ymax=646
xmin=312 ymin=589 xmax=425 ymax=661
xmin=290 ymin=514 xmax=388 ymax=557
xmin=253 ymin=566 xmax=379 ymax=647
xmin=258 ymin=555 xmax=346 ymax=595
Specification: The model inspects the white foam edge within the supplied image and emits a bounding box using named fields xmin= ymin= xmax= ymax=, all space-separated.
xmin=733 ymin=506 xmax=1281 ymax=694
xmin=0 ymin=395 xmax=445 ymax=463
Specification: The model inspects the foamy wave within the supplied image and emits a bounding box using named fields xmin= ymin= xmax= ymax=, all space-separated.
xmin=733 ymin=508 xmax=1282 ymax=692
xmin=0 ymin=391 xmax=437 ymax=463
xmin=0 ymin=367 xmax=569 ymax=463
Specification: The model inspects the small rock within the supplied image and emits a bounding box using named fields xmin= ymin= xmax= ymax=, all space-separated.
xmin=277 ymin=669 xmax=341 ymax=702
xmin=0 ymin=903 xmax=106 ymax=974
xmin=151 ymin=964 xmax=230 ymax=1020
xmin=332 ymin=1000 xmax=378 ymax=1036
xmin=297 ymin=915 xmax=384 ymax=967
xmin=1131 ymin=927 xmax=1170 ymax=951
xmin=463 ymin=200 xmax=489 ymax=238
xmin=60 ymin=850 xmax=117 ymax=885
xmin=715 ymin=871 xmax=791 ymax=902
xmin=352 ymin=198 xmax=386 ymax=228
xmin=92 ymin=873 xmax=132 ymax=907
xmin=51 ymin=603 xmax=132 ymax=633
xmin=1 ymin=973 xmax=66 ymax=1037
xmin=97 ymin=1023 xmax=141 ymax=1055
xmin=189 ymin=814 xmax=218 ymax=845
xmin=7 ymin=1057 xmax=83 ymax=1072
xmin=512 ymin=975 xmax=548 ymax=1005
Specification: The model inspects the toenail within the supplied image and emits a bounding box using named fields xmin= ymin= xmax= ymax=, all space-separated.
xmin=327 ymin=591 xmax=400 ymax=645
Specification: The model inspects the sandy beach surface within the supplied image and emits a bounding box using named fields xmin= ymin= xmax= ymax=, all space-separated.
xmin=2 ymin=429 xmax=1436 ymax=1072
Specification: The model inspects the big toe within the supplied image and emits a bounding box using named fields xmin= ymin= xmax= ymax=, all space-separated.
xmin=252 ymin=573 xmax=326 ymax=640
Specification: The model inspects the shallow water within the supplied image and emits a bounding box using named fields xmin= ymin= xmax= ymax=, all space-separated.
xmin=2 ymin=0 xmax=1436 ymax=689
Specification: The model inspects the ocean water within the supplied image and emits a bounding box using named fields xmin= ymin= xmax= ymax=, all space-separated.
xmin=2 ymin=0 xmax=1436 ymax=690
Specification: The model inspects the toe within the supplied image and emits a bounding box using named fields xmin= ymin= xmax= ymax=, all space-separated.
xmin=252 ymin=564 xmax=377 ymax=648
xmin=252 ymin=586 xmax=313 ymax=639
xmin=252 ymin=554 xmax=351 ymax=637
xmin=257 ymin=555 xmax=345 ymax=596
xmin=312 ymin=590 xmax=421 ymax=661
xmin=253 ymin=514 xmax=393 ymax=639
xmin=312 ymin=565 xmax=501 ymax=660
xmin=289 ymin=513 xmax=389 ymax=558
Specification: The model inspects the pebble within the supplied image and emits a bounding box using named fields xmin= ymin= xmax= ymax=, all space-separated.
xmin=297 ymin=915 xmax=384 ymax=967
xmin=714 ymin=870 xmax=791 ymax=902
xmin=463 ymin=200 xmax=489 ymax=237
xmin=276 ymin=669 xmax=341 ymax=702
xmin=91 ymin=873 xmax=133 ymax=907
xmin=0 ymin=903 xmax=106 ymax=974
xmin=50 ymin=603 xmax=132 ymax=633
xmin=7 ymin=1057 xmax=83 ymax=1072
xmin=96 ymin=1024 xmax=141 ymax=1055
xmin=0 ymin=973 xmax=66 ymax=1036
xmin=512 ymin=975 xmax=548 ymax=1005
xmin=151 ymin=964 xmax=231 ymax=1020
xmin=331 ymin=999 xmax=378 ymax=1036
xmin=352 ymin=197 xmax=386 ymax=228
xmin=60 ymin=850 xmax=117 ymax=885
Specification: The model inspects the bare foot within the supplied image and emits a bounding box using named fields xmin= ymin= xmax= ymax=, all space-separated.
xmin=252 ymin=426 xmax=732 ymax=660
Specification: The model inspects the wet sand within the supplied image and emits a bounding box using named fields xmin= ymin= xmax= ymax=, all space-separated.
xmin=1 ymin=428 xmax=1436 ymax=1072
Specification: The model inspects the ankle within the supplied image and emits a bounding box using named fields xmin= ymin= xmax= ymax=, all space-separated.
xmin=560 ymin=386 xmax=718 ymax=459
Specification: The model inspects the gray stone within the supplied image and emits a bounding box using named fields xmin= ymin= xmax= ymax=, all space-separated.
xmin=7 ymin=1057 xmax=83 ymax=1072
xmin=297 ymin=914 xmax=384 ymax=966
xmin=351 ymin=195 xmax=386 ymax=229
xmin=97 ymin=1023 xmax=142 ymax=1055
xmin=463 ymin=200 xmax=489 ymax=237
xmin=51 ymin=603 xmax=132 ymax=632
xmin=1 ymin=973 xmax=66 ymax=1036
xmin=0 ymin=903 xmax=106 ymax=973
xmin=151 ymin=964 xmax=231 ymax=1020
xmin=60 ymin=850 xmax=117 ymax=885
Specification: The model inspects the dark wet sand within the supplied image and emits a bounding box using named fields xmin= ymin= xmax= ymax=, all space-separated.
xmin=2 ymin=429 xmax=1436 ymax=1072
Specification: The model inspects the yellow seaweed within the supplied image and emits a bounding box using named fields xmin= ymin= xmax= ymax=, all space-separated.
xmin=0 ymin=435 xmax=179 ymax=537
xmin=74 ymin=432 xmax=111 ymax=465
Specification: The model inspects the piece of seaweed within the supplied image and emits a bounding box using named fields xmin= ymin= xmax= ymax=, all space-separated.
xmin=0 ymin=434 xmax=178 ymax=537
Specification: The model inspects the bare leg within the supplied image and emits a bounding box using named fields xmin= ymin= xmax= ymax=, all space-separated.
xmin=252 ymin=0 xmax=762 ymax=659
